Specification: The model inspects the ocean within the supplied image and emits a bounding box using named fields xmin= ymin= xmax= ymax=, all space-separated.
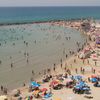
xmin=0 ymin=7 xmax=100 ymax=24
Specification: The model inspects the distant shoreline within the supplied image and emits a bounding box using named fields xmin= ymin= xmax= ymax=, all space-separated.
xmin=0 ymin=18 xmax=90 ymax=26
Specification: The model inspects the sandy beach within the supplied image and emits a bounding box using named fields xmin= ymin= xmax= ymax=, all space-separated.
xmin=0 ymin=19 xmax=100 ymax=100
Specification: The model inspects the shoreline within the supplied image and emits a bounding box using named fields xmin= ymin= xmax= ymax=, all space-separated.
xmin=0 ymin=19 xmax=90 ymax=90
xmin=0 ymin=18 xmax=91 ymax=26
xmin=1 ymin=19 xmax=100 ymax=99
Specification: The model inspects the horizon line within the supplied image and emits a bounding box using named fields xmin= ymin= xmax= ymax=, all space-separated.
xmin=0 ymin=5 xmax=100 ymax=7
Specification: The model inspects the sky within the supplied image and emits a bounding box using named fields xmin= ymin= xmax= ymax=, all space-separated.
xmin=0 ymin=0 xmax=100 ymax=7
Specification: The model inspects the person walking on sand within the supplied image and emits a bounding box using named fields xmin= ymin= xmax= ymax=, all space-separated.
xmin=74 ymin=59 xmax=76 ymax=63
xmin=69 ymin=50 xmax=71 ymax=55
xmin=93 ymin=69 xmax=96 ymax=74
xmin=82 ymin=68 xmax=85 ymax=74
xmin=82 ymin=59 xmax=85 ymax=64
xmin=61 ymin=63 xmax=62 ymax=69
xmin=53 ymin=66 xmax=55 ymax=71
xmin=87 ymin=59 xmax=89 ymax=64
xmin=3 ymin=88 xmax=7 ymax=95
xmin=64 ymin=67 xmax=66 ymax=71
xmin=80 ymin=67 xmax=83 ymax=73
xmin=47 ymin=68 xmax=51 ymax=73
xmin=95 ymin=61 xmax=97 ymax=66
xmin=75 ymin=68 xmax=78 ymax=74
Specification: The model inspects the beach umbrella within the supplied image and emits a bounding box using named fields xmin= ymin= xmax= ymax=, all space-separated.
xmin=82 ymin=87 xmax=90 ymax=91
xmin=91 ymin=75 xmax=97 ymax=78
xmin=73 ymin=75 xmax=83 ymax=81
xmin=50 ymin=80 xmax=60 ymax=86
xmin=40 ymin=88 xmax=48 ymax=92
xmin=44 ymin=93 xmax=52 ymax=98
xmin=33 ymin=90 xmax=40 ymax=95
xmin=91 ymin=78 xmax=98 ymax=83
xmin=31 ymin=81 xmax=40 ymax=87
xmin=74 ymin=85 xmax=82 ymax=89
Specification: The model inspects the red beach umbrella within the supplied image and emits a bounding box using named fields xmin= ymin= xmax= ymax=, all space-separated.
xmin=91 ymin=75 xmax=97 ymax=78
xmin=40 ymin=88 xmax=47 ymax=92
xmin=50 ymin=80 xmax=60 ymax=86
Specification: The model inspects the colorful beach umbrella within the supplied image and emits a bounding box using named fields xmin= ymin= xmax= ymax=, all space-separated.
xmin=31 ymin=81 xmax=40 ymax=87
xmin=33 ymin=90 xmax=40 ymax=95
xmin=40 ymin=88 xmax=48 ymax=92
xmin=91 ymin=75 xmax=97 ymax=78
xmin=90 ymin=78 xmax=98 ymax=83
xmin=50 ymin=80 xmax=60 ymax=86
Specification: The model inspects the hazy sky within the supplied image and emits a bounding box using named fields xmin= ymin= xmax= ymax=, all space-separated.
xmin=0 ymin=0 xmax=100 ymax=6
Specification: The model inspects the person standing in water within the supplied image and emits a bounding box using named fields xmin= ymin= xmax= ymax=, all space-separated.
xmin=11 ymin=63 xmax=13 ymax=68
xmin=53 ymin=64 xmax=56 ymax=71
xmin=27 ymin=58 xmax=29 ymax=63
xmin=32 ymin=70 xmax=35 ymax=75
xmin=0 ymin=60 xmax=2 ymax=64
xmin=66 ymin=54 xmax=68 ymax=59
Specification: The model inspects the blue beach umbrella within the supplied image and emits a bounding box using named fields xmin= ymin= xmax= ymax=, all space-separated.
xmin=82 ymin=87 xmax=90 ymax=91
xmin=72 ymin=75 xmax=83 ymax=81
xmin=91 ymin=78 xmax=98 ymax=83
xmin=31 ymin=81 xmax=40 ymax=87
xmin=44 ymin=93 xmax=52 ymax=98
